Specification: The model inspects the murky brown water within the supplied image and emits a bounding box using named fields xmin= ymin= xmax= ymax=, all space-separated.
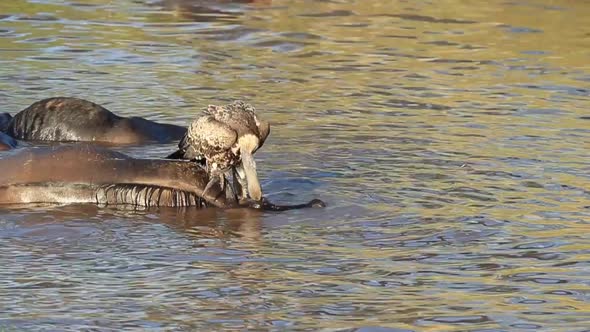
xmin=1 ymin=0 xmax=589 ymax=330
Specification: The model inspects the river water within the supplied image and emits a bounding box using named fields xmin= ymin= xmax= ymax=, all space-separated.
xmin=0 ymin=0 xmax=589 ymax=331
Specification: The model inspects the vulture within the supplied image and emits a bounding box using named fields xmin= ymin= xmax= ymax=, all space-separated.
xmin=168 ymin=101 xmax=270 ymax=202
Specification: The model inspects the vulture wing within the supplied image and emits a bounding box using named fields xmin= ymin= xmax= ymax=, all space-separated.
xmin=189 ymin=116 xmax=238 ymax=157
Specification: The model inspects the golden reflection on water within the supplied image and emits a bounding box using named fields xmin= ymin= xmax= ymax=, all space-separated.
xmin=0 ymin=0 xmax=589 ymax=330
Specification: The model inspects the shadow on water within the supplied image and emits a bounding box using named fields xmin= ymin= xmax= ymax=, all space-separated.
xmin=147 ymin=0 xmax=271 ymax=22
xmin=0 ymin=204 xmax=268 ymax=243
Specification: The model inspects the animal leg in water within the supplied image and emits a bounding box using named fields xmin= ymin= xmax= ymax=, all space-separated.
xmin=223 ymin=169 xmax=239 ymax=202
xmin=233 ymin=165 xmax=249 ymax=202
xmin=201 ymin=168 xmax=234 ymax=202
xmin=201 ymin=175 xmax=220 ymax=201
xmin=201 ymin=157 xmax=242 ymax=202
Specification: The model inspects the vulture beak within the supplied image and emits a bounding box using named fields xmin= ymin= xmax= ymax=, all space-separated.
xmin=236 ymin=134 xmax=262 ymax=202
